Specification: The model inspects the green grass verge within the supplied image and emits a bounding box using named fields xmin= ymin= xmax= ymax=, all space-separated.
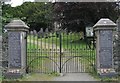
xmin=2 ymin=73 xmax=58 ymax=81
xmin=20 ymin=73 xmax=56 ymax=81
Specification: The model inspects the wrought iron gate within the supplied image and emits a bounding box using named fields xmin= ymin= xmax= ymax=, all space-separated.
xmin=27 ymin=29 xmax=96 ymax=73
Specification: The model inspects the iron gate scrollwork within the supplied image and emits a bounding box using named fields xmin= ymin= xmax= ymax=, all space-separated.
xmin=27 ymin=29 xmax=96 ymax=73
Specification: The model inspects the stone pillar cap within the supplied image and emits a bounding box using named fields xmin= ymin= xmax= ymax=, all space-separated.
xmin=5 ymin=19 xmax=29 ymax=31
xmin=93 ymin=18 xmax=116 ymax=28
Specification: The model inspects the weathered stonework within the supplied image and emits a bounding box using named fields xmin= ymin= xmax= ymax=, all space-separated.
xmin=93 ymin=18 xmax=117 ymax=77
xmin=4 ymin=19 xmax=29 ymax=79
xmin=115 ymin=17 xmax=120 ymax=74
xmin=1 ymin=33 xmax=8 ymax=76
xmin=0 ymin=36 xmax=2 ymax=77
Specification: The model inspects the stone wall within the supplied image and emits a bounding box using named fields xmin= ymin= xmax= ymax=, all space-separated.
xmin=113 ymin=31 xmax=119 ymax=73
xmin=114 ymin=18 xmax=120 ymax=74
xmin=0 ymin=36 xmax=2 ymax=76
xmin=1 ymin=33 xmax=8 ymax=75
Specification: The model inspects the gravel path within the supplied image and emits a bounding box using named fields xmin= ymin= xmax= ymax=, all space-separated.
xmin=53 ymin=73 xmax=97 ymax=81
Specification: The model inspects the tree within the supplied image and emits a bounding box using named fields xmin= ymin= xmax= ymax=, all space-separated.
xmin=2 ymin=2 xmax=118 ymax=33
xmin=2 ymin=3 xmax=13 ymax=27
xmin=2 ymin=2 xmax=54 ymax=31
xmin=53 ymin=2 xmax=118 ymax=34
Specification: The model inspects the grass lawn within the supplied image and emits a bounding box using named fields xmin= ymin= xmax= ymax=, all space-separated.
xmin=0 ymin=78 xmax=2 ymax=83
xmin=27 ymin=32 xmax=95 ymax=49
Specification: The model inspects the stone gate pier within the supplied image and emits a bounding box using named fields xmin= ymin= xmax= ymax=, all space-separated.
xmin=4 ymin=19 xmax=29 ymax=78
xmin=93 ymin=18 xmax=118 ymax=77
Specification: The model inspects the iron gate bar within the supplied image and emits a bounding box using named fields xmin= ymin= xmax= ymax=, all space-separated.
xmin=55 ymin=32 xmax=57 ymax=72
xmin=59 ymin=33 xmax=62 ymax=73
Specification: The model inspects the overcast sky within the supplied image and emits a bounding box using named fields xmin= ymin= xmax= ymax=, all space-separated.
xmin=9 ymin=0 xmax=119 ymax=7
xmin=10 ymin=0 xmax=34 ymax=7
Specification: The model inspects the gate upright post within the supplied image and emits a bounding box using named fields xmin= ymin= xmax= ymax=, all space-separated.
xmin=59 ymin=32 xmax=62 ymax=73
xmin=4 ymin=19 xmax=29 ymax=79
xmin=93 ymin=18 xmax=117 ymax=77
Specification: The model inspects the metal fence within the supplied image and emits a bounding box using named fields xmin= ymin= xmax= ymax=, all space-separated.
xmin=27 ymin=29 xmax=96 ymax=73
